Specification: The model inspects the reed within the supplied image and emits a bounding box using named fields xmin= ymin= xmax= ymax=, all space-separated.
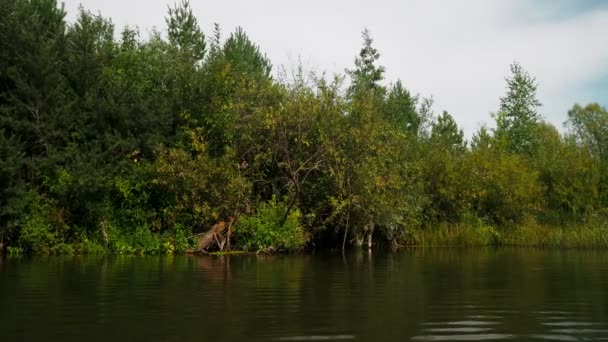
xmin=408 ymin=220 xmax=608 ymax=248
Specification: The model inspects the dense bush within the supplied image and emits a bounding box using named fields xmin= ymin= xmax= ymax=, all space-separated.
xmin=0 ymin=0 xmax=606 ymax=253
xmin=234 ymin=197 xmax=306 ymax=252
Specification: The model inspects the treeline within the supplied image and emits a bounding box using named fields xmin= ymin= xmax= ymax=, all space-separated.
xmin=1 ymin=0 xmax=607 ymax=254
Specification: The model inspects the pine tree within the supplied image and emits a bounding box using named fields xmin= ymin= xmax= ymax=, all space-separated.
xmin=166 ymin=0 xmax=206 ymax=62
xmin=222 ymin=27 xmax=272 ymax=79
xmin=384 ymin=80 xmax=420 ymax=135
xmin=347 ymin=28 xmax=385 ymax=92
xmin=431 ymin=111 xmax=465 ymax=152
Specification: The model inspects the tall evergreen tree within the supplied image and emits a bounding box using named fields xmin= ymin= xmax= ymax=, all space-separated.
xmin=165 ymin=0 xmax=206 ymax=62
xmin=347 ymin=28 xmax=385 ymax=93
xmin=431 ymin=111 xmax=465 ymax=152
xmin=223 ymin=27 xmax=272 ymax=79
xmin=383 ymin=80 xmax=420 ymax=135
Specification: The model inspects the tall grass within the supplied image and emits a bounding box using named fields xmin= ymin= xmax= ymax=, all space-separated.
xmin=407 ymin=224 xmax=500 ymax=247
xmin=500 ymin=222 xmax=608 ymax=248
xmin=407 ymin=220 xmax=608 ymax=248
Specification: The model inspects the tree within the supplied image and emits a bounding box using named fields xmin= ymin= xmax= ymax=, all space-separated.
xmin=467 ymin=149 xmax=545 ymax=225
xmin=266 ymin=73 xmax=342 ymax=225
xmin=153 ymin=124 xmax=251 ymax=234
xmin=222 ymin=27 xmax=272 ymax=80
xmin=471 ymin=126 xmax=493 ymax=151
xmin=566 ymin=103 xmax=608 ymax=160
xmin=165 ymin=0 xmax=206 ymax=62
xmin=347 ymin=28 xmax=385 ymax=93
xmin=533 ymin=123 xmax=602 ymax=221
xmin=566 ymin=103 xmax=608 ymax=210
xmin=2 ymin=0 xmax=608 ymax=253
xmin=431 ymin=111 xmax=466 ymax=152
xmin=197 ymin=26 xmax=276 ymax=158
xmin=65 ymin=7 xmax=115 ymax=99
xmin=337 ymin=30 xmax=424 ymax=248
xmin=423 ymin=112 xmax=467 ymax=223
xmin=383 ymin=80 xmax=420 ymax=135
xmin=0 ymin=0 xmax=72 ymax=163
xmin=0 ymin=131 xmax=27 ymax=249
xmin=494 ymin=62 xmax=542 ymax=155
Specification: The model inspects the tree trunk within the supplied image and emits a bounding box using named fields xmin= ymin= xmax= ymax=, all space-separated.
xmin=197 ymin=221 xmax=227 ymax=251
xmin=342 ymin=200 xmax=351 ymax=251
xmin=367 ymin=220 xmax=374 ymax=249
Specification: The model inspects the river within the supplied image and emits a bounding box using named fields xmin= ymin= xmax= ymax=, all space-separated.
xmin=1 ymin=249 xmax=607 ymax=341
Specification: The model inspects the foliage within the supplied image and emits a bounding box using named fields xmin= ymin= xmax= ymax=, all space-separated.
xmin=466 ymin=148 xmax=545 ymax=225
xmin=431 ymin=111 xmax=466 ymax=152
xmin=0 ymin=1 xmax=606 ymax=254
xmin=383 ymin=81 xmax=420 ymax=134
xmin=494 ymin=62 xmax=542 ymax=155
xmin=566 ymin=103 xmax=608 ymax=160
xmin=408 ymin=224 xmax=501 ymax=248
xmin=234 ymin=197 xmax=306 ymax=252
xmin=165 ymin=0 xmax=206 ymax=61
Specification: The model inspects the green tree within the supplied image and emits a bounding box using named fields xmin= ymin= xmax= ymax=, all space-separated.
xmin=423 ymin=112 xmax=468 ymax=223
xmin=0 ymin=0 xmax=75 ymax=249
xmin=566 ymin=103 xmax=608 ymax=160
xmin=467 ymin=149 xmax=544 ymax=225
xmin=153 ymin=124 xmax=251 ymax=234
xmin=165 ymin=0 xmax=206 ymax=62
xmin=431 ymin=111 xmax=466 ymax=152
xmin=337 ymin=30 xmax=424 ymax=248
xmin=495 ymin=62 xmax=542 ymax=155
xmin=347 ymin=28 xmax=385 ymax=92
xmin=471 ymin=126 xmax=494 ymax=151
xmin=222 ymin=27 xmax=272 ymax=80
xmin=533 ymin=123 xmax=602 ymax=222
xmin=383 ymin=81 xmax=420 ymax=135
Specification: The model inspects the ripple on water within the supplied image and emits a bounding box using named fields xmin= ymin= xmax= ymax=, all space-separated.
xmin=424 ymin=327 xmax=493 ymax=333
xmin=411 ymin=333 xmax=515 ymax=341
xmin=275 ymin=335 xmax=356 ymax=341
xmin=536 ymin=311 xmax=573 ymax=315
xmin=468 ymin=315 xmax=503 ymax=320
xmin=527 ymin=334 xmax=580 ymax=341
xmin=542 ymin=317 xmax=575 ymax=320
xmin=423 ymin=321 xmax=500 ymax=326
xmin=542 ymin=322 xmax=602 ymax=327
xmin=551 ymin=328 xmax=608 ymax=334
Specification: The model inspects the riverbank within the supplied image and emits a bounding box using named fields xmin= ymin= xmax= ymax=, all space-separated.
xmin=4 ymin=221 xmax=608 ymax=256
xmin=2 ymin=0 xmax=607 ymax=260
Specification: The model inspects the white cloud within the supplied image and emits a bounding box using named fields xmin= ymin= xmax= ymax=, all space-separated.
xmin=62 ymin=0 xmax=608 ymax=136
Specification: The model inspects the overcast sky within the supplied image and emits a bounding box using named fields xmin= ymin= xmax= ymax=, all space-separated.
xmin=61 ymin=0 xmax=608 ymax=136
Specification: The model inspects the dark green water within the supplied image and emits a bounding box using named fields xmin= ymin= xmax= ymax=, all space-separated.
xmin=1 ymin=249 xmax=608 ymax=342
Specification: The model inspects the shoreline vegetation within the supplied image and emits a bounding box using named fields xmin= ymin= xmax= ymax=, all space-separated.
xmin=7 ymin=223 xmax=608 ymax=256
xmin=1 ymin=0 xmax=607 ymax=255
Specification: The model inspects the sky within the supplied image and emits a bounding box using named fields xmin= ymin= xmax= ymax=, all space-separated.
xmin=61 ymin=0 xmax=608 ymax=136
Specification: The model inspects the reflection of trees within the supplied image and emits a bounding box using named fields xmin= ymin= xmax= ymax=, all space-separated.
xmin=1 ymin=251 xmax=608 ymax=341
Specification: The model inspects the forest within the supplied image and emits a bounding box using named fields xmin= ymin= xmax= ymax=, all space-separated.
xmin=1 ymin=0 xmax=607 ymax=254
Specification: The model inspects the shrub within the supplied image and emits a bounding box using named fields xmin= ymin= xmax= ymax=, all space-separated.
xmin=18 ymin=198 xmax=70 ymax=254
xmin=234 ymin=197 xmax=307 ymax=252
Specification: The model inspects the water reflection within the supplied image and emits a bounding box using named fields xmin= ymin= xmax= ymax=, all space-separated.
xmin=411 ymin=334 xmax=515 ymax=341
xmin=275 ymin=335 xmax=356 ymax=341
xmin=0 ymin=249 xmax=607 ymax=342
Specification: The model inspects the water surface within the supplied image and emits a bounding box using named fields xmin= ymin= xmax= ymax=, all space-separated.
xmin=1 ymin=249 xmax=607 ymax=341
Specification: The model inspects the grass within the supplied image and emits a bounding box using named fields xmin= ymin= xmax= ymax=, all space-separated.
xmin=4 ymin=219 xmax=608 ymax=255
xmin=500 ymin=222 xmax=608 ymax=248
xmin=408 ymin=224 xmax=500 ymax=247
xmin=407 ymin=220 xmax=608 ymax=248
